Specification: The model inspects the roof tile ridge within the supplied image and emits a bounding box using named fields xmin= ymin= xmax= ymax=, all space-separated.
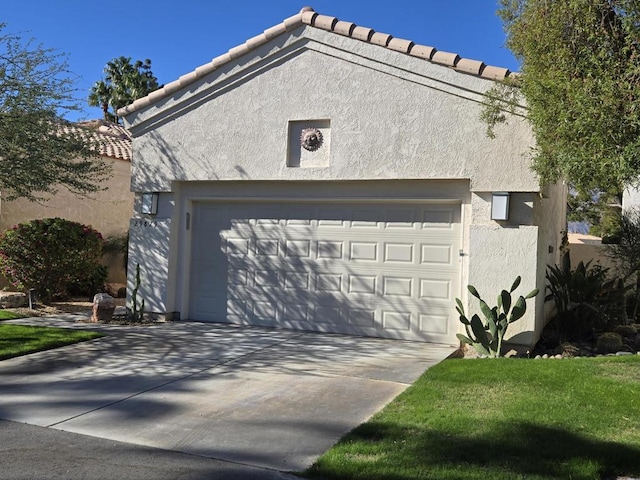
xmin=301 ymin=8 xmax=514 ymax=81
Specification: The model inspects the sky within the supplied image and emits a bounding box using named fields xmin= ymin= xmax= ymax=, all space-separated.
xmin=2 ymin=1 xmax=519 ymax=122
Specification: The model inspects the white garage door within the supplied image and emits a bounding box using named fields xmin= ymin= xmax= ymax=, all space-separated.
xmin=189 ymin=201 xmax=461 ymax=343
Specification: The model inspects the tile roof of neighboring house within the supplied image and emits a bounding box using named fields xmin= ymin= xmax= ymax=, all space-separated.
xmin=118 ymin=6 xmax=515 ymax=118
xmin=68 ymin=120 xmax=132 ymax=161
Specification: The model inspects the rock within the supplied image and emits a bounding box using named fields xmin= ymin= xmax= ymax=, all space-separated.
xmin=616 ymin=351 xmax=633 ymax=356
xmin=0 ymin=291 xmax=27 ymax=308
xmin=92 ymin=293 xmax=116 ymax=323
xmin=542 ymin=354 xmax=549 ymax=359
xmin=557 ymin=342 xmax=580 ymax=358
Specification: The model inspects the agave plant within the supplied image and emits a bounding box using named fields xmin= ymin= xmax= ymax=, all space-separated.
xmin=456 ymin=276 xmax=539 ymax=357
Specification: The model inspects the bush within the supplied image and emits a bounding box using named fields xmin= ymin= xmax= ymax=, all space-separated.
xmin=67 ymin=264 xmax=108 ymax=299
xmin=102 ymin=232 xmax=129 ymax=272
xmin=0 ymin=218 xmax=104 ymax=302
xmin=607 ymin=207 xmax=640 ymax=321
xmin=545 ymin=252 xmax=626 ymax=342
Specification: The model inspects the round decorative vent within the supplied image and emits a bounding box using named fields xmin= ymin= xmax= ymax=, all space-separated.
xmin=300 ymin=127 xmax=323 ymax=151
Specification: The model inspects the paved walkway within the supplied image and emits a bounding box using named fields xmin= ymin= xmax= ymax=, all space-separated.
xmin=0 ymin=316 xmax=455 ymax=476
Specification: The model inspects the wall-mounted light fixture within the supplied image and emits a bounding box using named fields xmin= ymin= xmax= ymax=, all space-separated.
xmin=491 ymin=192 xmax=510 ymax=221
xmin=141 ymin=193 xmax=159 ymax=215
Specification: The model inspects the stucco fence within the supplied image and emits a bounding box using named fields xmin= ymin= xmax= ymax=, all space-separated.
xmin=567 ymin=233 xmax=620 ymax=276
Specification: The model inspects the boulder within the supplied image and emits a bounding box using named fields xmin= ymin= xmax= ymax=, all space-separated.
xmin=0 ymin=292 xmax=27 ymax=308
xmin=92 ymin=293 xmax=116 ymax=323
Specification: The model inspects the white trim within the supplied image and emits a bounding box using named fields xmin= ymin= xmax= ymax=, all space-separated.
xmin=185 ymin=196 xmax=463 ymax=205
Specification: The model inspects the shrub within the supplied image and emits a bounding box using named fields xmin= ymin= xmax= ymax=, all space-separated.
xmin=102 ymin=232 xmax=129 ymax=272
xmin=545 ymin=252 xmax=626 ymax=342
xmin=0 ymin=218 xmax=104 ymax=302
xmin=67 ymin=264 xmax=108 ymax=299
xmin=607 ymin=207 xmax=640 ymax=321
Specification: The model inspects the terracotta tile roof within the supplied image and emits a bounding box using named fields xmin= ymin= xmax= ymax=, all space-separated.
xmin=66 ymin=120 xmax=132 ymax=161
xmin=118 ymin=6 xmax=514 ymax=117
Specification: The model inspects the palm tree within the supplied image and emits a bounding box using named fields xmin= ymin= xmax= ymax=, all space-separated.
xmin=88 ymin=57 xmax=160 ymax=124
xmin=88 ymin=80 xmax=114 ymax=122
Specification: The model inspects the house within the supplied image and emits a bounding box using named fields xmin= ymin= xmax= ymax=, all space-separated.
xmin=623 ymin=187 xmax=640 ymax=214
xmin=0 ymin=119 xmax=133 ymax=283
xmin=119 ymin=7 xmax=566 ymax=347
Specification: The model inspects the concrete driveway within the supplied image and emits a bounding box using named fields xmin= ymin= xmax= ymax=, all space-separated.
xmin=0 ymin=316 xmax=455 ymax=473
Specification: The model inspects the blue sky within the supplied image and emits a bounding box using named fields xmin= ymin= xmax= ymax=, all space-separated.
xmin=2 ymin=1 xmax=518 ymax=122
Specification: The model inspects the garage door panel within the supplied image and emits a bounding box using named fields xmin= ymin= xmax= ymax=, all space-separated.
xmin=419 ymin=310 xmax=451 ymax=335
xmin=381 ymin=311 xmax=412 ymax=331
xmin=382 ymin=276 xmax=413 ymax=297
xmin=189 ymin=200 xmax=461 ymax=342
xmin=349 ymin=242 xmax=378 ymax=261
xmin=419 ymin=279 xmax=451 ymax=300
xmin=313 ymin=305 xmax=343 ymax=325
xmin=347 ymin=309 xmax=376 ymax=327
xmin=421 ymin=244 xmax=455 ymax=265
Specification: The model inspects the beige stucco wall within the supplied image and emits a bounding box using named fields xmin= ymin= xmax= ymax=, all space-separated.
xmin=567 ymin=234 xmax=618 ymax=274
xmin=0 ymin=156 xmax=133 ymax=283
xmin=124 ymin=25 xmax=565 ymax=346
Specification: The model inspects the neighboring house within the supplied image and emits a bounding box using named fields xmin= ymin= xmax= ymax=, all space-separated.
xmin=120 ymin=8 xmax=566 ymax=347
xmin=0 ymin=119 xmax=133 ymax=283
xmin=623 ymin=187 xmax=640 ymax=214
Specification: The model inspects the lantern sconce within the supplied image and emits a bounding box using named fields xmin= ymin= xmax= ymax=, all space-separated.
xmin=491 ymin=192 xmax=510 ymax=221
xmin=141 ymin=193 xmax=159 ymax=215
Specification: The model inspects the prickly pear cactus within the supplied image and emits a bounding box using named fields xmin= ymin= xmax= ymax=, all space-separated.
xmin=455 ymin=276 xmax=539 ymax=358
xmin=596 ymin=332 xmax=623 ymax=354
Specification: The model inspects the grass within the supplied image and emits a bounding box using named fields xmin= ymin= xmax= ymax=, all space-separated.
xmin=306 ymin=356 xmax=640 ymax=480
xmin=0 ymin=310 xmax=27 ymax=320
xmin=0 ymin=324 xmax=103 ymax=360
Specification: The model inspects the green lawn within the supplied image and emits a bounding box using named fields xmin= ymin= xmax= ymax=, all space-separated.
xmin=0 ymin=310 xmax=27 ymax=320
xmin=306 ymin=356 xmax=640 ymax=480
xmin=0 ymin=324 xmax=103 ymax=360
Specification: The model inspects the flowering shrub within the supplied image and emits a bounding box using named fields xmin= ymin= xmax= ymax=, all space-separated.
xmin=0 ymin=218 xmax=105 ymax=302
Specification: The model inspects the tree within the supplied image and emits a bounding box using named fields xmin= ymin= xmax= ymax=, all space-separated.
xmin=567 ymin=190 xmax=622 ymax=240
xmin=0 ymin=23 xmax=110 ymax=201
xmin=483 ymin=1 xmax=640 ymax=197
xmin=607 ymin=208 xmax=640 ymax=320
xmin=88 ymin=56 xmax=159 ymax=124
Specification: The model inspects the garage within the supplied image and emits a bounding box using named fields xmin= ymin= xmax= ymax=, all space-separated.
xmin=122 ymin=7 xmax=565 ymax=348
xmin=188 ymin=200 xmax=461 ymax=343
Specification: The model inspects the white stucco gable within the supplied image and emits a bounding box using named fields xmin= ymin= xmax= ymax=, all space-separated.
xmin=123 ymin=9 xmax=537 ymax=194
